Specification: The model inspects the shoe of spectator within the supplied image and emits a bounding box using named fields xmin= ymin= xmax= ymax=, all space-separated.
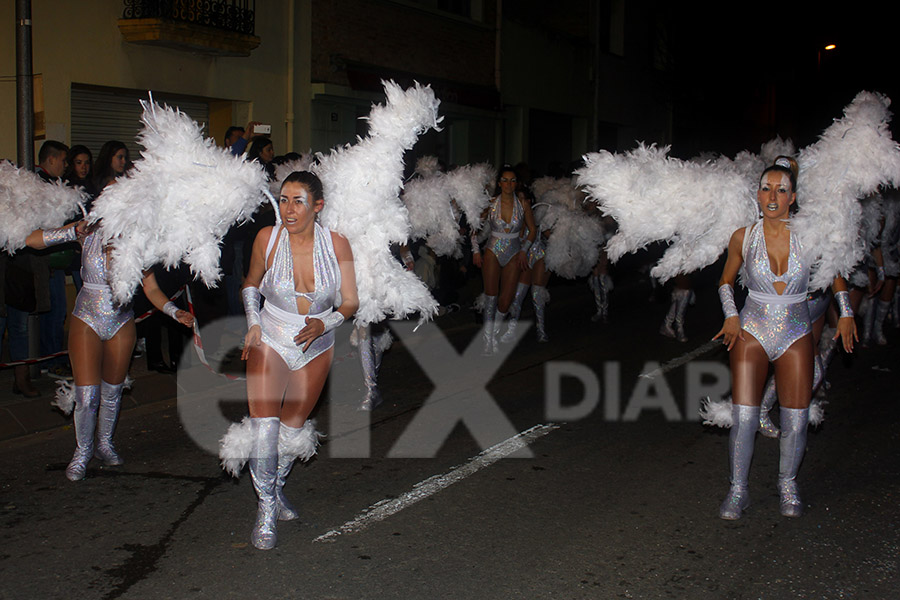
xmin=48 ymin=364 xmax=74 ymax=381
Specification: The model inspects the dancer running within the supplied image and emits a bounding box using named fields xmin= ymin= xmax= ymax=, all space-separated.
xmin=236 ymin=171 xmax=358 ymax=550
xmin=472 ymin=166 xmax=536 ymax=354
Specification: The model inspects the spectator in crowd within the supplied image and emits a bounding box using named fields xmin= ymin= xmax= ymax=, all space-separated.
xmin=36 ymin=141 xmax=74 ymax=380
xmin=92 ymin=141 xmax=130 ymax=191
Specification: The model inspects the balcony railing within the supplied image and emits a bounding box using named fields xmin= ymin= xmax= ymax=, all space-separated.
xmin=122 ymin=0 xmax=256 ymax=36
xmin=119 ymin=0 xmax=259 ymax=56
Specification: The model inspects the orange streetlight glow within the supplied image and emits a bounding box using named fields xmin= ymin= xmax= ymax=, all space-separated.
xmin=825 ymin=44 xmax=836 ymax=50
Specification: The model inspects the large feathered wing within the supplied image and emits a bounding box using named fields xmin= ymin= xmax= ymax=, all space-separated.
xmin=575 ymin=143 xmax=757 ymax=282
xmin=91 ymin=97 xmax=270 ymax=304
xmin=531 ymin=177 xmax=606 ymax=279
xmin=0 ymin=162 xmax=86 ymax=254
xmin=793 ymin=91 xmax=900 ymax=291
xmin=314 ymin=81 xmax=443 ymax=326
xmin=402 ymin=159 xmax=492 ymax=258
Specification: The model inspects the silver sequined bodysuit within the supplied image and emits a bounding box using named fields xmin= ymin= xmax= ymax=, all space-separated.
xmin=485 ymin=195 xmax=525 ymax=267
xmin=72 ymin=232 xmax=134 ymax=341
xmin=740 ymin=222 xmax=812 ymax=361
xmin=259 ymin=223 xmax=342 ymax=370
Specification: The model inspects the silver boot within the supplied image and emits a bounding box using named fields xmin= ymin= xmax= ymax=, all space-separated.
xmin=66 ymin=385 xmax=101 ymax=481
xmin=357 ymin=325 xmax=384 ymax=411
xmin=758 ymin=376 xmax=780 ymax=439
xmin=95 ymin=379 xmax=125 ymax=466
xmin=778 ymin=407 xmax=809 ymax=518
xmin=482 ymin=295 xmax=498 ymax=355
xmin=590 ymin=274 xmax=610 ymax=323
xmin=532 ymin=285 xmax=549 ymax=342
xmin=872 ymin=299 xmax=890 ymax=345
xmin=659 ymin=293 xmax=678 ymax=338
xmin=672 ymin=288 xmax=692 ymax=342
xmin=501 ymin=283 xmax=530 ymax=343
xmin=719 ymin=404 xmax=758 ymax=519
xmin=249 ymin=417 xmax=281 ymax=549
xmin=275 ymin=421 xmax=320 ymax=521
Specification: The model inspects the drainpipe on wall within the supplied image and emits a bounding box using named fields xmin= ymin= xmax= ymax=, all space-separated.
xmin=16 ymin=0 xmax=34 ymax=169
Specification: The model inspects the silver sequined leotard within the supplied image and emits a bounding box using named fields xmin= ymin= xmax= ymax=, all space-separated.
xmin=740 ymin=222 xmax=812 ymax=361
xmin=72 ymin=232 xmax=134 ymax=341
xmin=485 ymin=195 xmax=525 ymax=267
xmin=259 ymin=223 xmax=342 ymax=370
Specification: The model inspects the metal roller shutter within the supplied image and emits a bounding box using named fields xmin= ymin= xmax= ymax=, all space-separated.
xmin=71 ymin=85 xmax=209 ymax=159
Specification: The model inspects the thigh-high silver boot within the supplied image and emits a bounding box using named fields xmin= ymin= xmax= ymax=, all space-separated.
xmin=659 ymin=292 xmax=678 ymax=338
xmin=719 ymin=404 xmax=759 ymax=519
xmin=482 ymin=295 xmax=498 ymax=355
xmin=249 ymin=417 xmax=280 ymax=549
xmin=531 ymin=285 xmax=549 ymax=342
xmin=672 ymin=288 xmax=692 ymax=342
xmin=501 ymin=283 xmax=530 ymax=343
xmin=871 ymin=299 xmax=891 ymax=345
xmin=67 ymin=385 xmax=101 ymax=481
xmin=758 ymin=376 xmax=779 ymax=438
xmin=275 ymin=421 xmax=320 ymax=521
xmin=589 ymin=274 xmax=612 ymax=323
xmin=95 ymin=380 xmax=125 ymax=466
xmin=811 ymin=353 xmax=825 ymax=395
xmin=357 ymin=325 xmax=383 ymax=411
xmin=778 ymin=407 xmax=809 ymax=518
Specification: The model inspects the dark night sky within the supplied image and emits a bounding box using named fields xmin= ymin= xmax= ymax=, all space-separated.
xmin=666 ymin=5 xmax=900 ymax=157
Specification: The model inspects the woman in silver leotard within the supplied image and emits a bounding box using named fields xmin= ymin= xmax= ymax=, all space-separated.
xmin=714 ymin=157 xmax=857 ymax=520
xmin=472 ymin=166 xmax=536 ymax=354
xmin=26 ymin=222 xmax=193 ymax=481
xmin=237 ymin=171 xmax=358 ymax=550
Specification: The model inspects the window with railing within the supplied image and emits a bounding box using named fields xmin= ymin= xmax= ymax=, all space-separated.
xmin=122 ymin=0 xmax=256 ymax=36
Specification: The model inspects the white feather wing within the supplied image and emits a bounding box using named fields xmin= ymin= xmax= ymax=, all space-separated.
xmin=575 ymin=144 xmax=757 ymax=282
xmin=793 ymin=91 xmax=900 ymax=291
xmin=314 ymin=81 xmax=443 ymax=325
xmin=0 ymin=162 xmax=86 ymax=254
xmin=91 ymin=98 xmax=270 ymax=304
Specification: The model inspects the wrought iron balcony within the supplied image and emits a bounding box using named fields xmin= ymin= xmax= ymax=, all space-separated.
xmin=118 ymin=0 xmax=260 ymax=57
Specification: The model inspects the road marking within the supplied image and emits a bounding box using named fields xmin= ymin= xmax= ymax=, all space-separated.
xmin=313 ymin=423 xmax=560 ymax=543
xmin=639 ymin=339 xmax=722 ymax=379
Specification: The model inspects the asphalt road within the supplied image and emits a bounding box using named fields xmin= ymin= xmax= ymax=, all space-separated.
xmin=1 ymin=276 xmax=898 ymax=600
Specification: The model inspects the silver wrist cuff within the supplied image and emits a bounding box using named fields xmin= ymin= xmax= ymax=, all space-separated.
xmin=242 ymin=286 xmax=261 ymax=329
xmin=162 ymin=301 xmax=180 ymax=322
xmin=321 ymin=310 xmax=344 ymax=334
xmin=42 ymin=226 xmax=77 ymax=247
xmin=876 ymin=266 xmax=885 ymax=281
xmin=521 ymin=240 xmax=533 ymax=255
xmin=834 ymin=290 xmax=853 ymax=318
xmin=718 ymin=284 xmax=739 ymax=319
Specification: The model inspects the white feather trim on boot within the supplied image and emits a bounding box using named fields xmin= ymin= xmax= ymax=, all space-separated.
xmin=699 ymin=396 xmax=734 ymax=428
xmin=52 ymin=380 xmax=76 ymax=415
xmin=219 ymin=417 xmax=255 ymax=477
xmin=809 ymin=399 xmax=827 ymax=427
xmin=279 ymin=420 xmax=323 ymax=463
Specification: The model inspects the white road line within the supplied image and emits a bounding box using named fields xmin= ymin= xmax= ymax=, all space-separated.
xmin=313 ymin=423 xmax=560 ymax=543
xmin=639 ymin=339 xmax=722 ymax=379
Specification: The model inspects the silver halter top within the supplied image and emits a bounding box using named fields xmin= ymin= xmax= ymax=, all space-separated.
xmin=80 ymin=232 xmax=109 ymax=286
xmin=259 ymin=222 xmax=342 ymax=315
xmin=488 ymin=195 xmax=524 ymax=236
xmin=742 ymin=221 xmax=809 ymax=304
